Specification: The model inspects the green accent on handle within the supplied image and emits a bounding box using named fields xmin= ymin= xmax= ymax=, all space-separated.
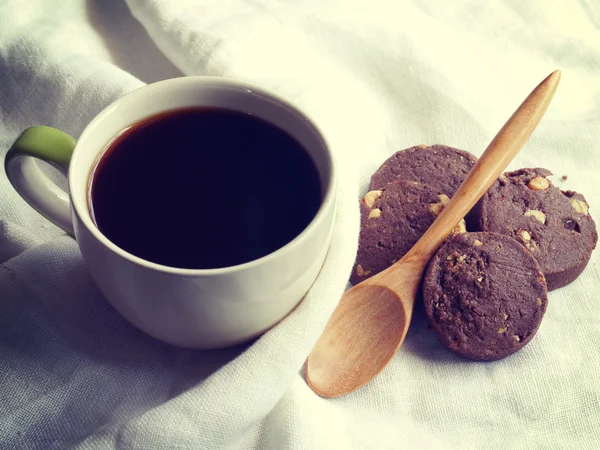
xmin=5 ymin=126 xmax=77 ymax=235
xmin=9 ymin=126 xmax=76 ymax=169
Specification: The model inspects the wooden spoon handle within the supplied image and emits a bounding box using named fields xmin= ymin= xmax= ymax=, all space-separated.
xmin=403 ymin=70 xmax=561 ymax=265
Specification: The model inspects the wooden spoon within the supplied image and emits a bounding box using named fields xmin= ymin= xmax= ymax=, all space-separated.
xmin=306 ymin=70 xmax=561 ymax=398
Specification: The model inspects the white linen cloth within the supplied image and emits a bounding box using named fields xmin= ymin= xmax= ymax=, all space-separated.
xmin=1 ymin=1 xmax=599 ymax=448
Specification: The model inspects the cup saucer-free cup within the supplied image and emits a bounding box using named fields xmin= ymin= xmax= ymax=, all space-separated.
xmin=5 ymin=77 xmax=336 ymax=349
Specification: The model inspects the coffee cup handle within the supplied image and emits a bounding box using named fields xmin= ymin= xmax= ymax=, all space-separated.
xmin=5 ymin=126 xmax=76 ymax=235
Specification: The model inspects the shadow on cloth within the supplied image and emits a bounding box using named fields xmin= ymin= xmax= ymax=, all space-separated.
xmin=400 ymin=298 xmax=462 ymax=364
xmin=85 ymin=0 xmax=183 ymax=83
xmin=0 ymin=237 xmax=251 ymax=421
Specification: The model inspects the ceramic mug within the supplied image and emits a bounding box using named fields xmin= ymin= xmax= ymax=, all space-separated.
xmin=5 ymin=77 xmax=336 ymax=349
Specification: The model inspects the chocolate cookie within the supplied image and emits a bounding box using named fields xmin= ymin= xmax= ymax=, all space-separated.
xmin=351 ymin=180 xmax=466 ymax=285
xmin=369 ymin=145 xmax=478 ymax=196
xmin=472 ymin=168 xmax=597 ymax=290
xmin=423 ymin=232 xmax=548 ymax=361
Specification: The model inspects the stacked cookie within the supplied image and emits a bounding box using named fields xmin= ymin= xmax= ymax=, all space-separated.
xmin=470 ymin=168 xmax=597 ymax=291
xmin=353 ymin=145 xmax=597 ymax=361
xmin=352 ymin=145 xmax=476 ymax=284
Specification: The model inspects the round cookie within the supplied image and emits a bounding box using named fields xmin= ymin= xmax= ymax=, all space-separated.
xmin=351 ymin=180 xmax=466 ymax=285
xmin=369 ymin=144 xmax=478 ymax=196
xmin=423 ymin=232 xmax=548 ymax=361
xmin=472 ymin=168 xmax=598 ymax=291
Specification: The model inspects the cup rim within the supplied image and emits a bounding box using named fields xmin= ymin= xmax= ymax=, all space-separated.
xmin=69 ymin=76 xmax=336 ymax=276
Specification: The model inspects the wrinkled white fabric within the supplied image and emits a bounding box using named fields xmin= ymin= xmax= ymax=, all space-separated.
xmin=1 ymin=1 xmax=599 ymax=449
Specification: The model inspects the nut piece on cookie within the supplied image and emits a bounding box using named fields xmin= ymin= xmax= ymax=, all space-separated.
xmin=368 ymin=208 xmax=382 ymax=219
xmin=570 ymin=198 xmax=589 ymax=215
xmin=516 ymin=229 xmax=537 ymax=250
xmin=429 ymin=194 xmax=450 ymax=216
xmin=518 ymin=230 xmax=532 ymax=241
xmin=527 ymin=176 xmax=550 ymax=191
xmin=525 ymin=209 xmax=546 ymax=224
xmin=355 ymin=264 xmax=371 ymax=277
xmin=362 ymin=190 xmax=382 ymax=208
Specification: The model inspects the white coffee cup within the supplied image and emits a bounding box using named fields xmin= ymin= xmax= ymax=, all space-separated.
xmin=5 ymin=77 xmax=336 ymax=349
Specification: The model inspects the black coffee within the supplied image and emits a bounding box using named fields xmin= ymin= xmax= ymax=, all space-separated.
xmin=89 ymin=107 xmax=322 ymax=269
